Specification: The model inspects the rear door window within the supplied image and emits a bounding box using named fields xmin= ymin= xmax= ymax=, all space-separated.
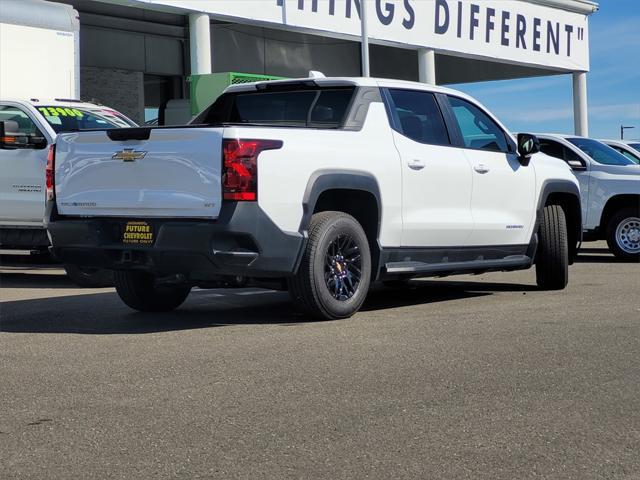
xmin=386 ymin=89 xmax=450 ymax=146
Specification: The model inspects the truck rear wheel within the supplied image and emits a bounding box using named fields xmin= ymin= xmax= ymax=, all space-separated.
xmin=536 ymin=204 xmax=569 ymax=290
xmin=114 ymin=271 xmax=191 ymax=312
xmin=288 ymin=211 xmax=371 ymax=320
xmin=606 ymin=207 xmax=640 ymax=262
xmin=64 ymin=264 xmax=114 ymax=288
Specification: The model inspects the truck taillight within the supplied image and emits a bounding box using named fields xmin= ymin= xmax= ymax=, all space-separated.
xmin=46 ymin=144 xmax=55 ymax=201
xmin=222 ymin=139 xmax=283 ymax=201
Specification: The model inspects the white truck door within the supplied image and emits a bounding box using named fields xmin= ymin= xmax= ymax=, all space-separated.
xmin=0 ymin=105 xmax=49 ymax=226
xmin=446 ymin=96 xmax=536 ymax=247
xmin=385 ymin=89 xmax=474 ymax=247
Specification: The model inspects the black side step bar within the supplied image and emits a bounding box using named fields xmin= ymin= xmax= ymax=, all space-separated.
xmin=385 ymin=255 xmax=532 ymax=275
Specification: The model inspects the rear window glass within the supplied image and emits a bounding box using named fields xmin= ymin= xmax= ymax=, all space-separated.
xmin=200 ymin=87 xmax=355 ymax=128
xmin=36 ymin=106 xmax=137 ymax=133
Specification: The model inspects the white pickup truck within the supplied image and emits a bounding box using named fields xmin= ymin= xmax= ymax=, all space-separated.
xmin=537 ymin=134 xmax=640 ymax=261
xmin=0 ymin=99 xmax=136 ymax=285
xmin=47 ymin=76 xmax=581 ymax=319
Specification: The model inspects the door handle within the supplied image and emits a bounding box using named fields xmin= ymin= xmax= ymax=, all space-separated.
xmin=407 ymin=159 xmax=425 ymax=171
xmin=473 ymin=164 xmax=490 ymax=174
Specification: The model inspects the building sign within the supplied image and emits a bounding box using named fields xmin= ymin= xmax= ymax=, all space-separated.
xmin=123 ymin=0 xmax=590 ymax=71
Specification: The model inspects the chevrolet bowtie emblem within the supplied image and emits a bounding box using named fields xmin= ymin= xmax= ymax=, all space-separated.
xmin=113 ymin=149 xmax=147 ymax=162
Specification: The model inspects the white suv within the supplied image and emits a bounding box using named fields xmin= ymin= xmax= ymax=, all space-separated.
xmin=537 ymin=134 xmax=640 ymax=260
xmin=47 ymin=77 xmax=581 ymax=318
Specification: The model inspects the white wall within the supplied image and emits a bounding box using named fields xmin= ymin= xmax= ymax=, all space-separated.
xmin=0 ymin=23 xmax=77 ymax=99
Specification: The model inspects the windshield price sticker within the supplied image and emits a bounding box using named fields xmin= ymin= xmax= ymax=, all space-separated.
xmin=38 ymin=107 xmax=84 ymax=118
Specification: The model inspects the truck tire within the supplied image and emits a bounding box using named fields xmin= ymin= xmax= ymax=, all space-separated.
xmin=536 ymin=204 xmax=569 ymax=290
xmin=114 ymin=271 xmax=191 ymax=312
xmin=64 ymin=264 xmax=114 ymax=288
xmin=606 ymin=207 xmax=640 ymax=262
xmin=288 ymin=211 xmax=371 ymax=320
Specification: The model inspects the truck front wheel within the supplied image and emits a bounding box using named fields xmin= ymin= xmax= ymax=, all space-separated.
xmin=606 ymin=207 xmax=640 ymax=261
xmin=536 ymin=204 xmax=569 ymax=290
xmin=114 ymin=271 xmax=191 ymax=312
xmin=288 ymin=211 xmax=371 ymax=320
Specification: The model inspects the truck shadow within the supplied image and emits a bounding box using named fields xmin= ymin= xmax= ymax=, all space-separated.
xmin=0 ymin=280 xmax=533 ymax=335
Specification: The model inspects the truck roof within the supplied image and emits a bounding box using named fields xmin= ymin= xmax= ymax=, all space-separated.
xmin=224 ymin=75 xmax=478 ymax=102
xmin=2 ymin=98 xmax=107 ymax=109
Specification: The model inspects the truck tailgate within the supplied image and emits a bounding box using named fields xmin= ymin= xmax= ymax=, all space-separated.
xmin=55 ymin=128 xmax=223 ymax=219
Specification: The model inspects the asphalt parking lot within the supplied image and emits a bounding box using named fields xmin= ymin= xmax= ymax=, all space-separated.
xmin=1 ymin=242 xmax=639 ymax=479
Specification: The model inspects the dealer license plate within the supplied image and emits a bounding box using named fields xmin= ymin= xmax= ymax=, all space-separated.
xmin=122 ymin=221 xmax=154 ymax=246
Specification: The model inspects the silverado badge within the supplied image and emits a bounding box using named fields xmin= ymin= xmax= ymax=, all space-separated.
xmin=113 ymin=149 xmax=147 ymax=162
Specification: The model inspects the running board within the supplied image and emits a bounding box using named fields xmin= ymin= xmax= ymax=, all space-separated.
xmin=385 ymin=255 xmax=532 ymax=275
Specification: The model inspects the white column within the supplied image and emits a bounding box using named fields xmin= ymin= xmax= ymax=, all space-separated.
xmin=418 ymin=48 xmax=436 ymax=85
xmin=572 ymin=72 xmax=588 ymax=137
xmin=189 ymin=13 xmax=212 ymax=76
xmin=360 ymin=0 xmax=370 ymax=76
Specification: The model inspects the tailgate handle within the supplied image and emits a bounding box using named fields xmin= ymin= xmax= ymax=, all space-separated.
xmin=107 ymin=128 xmax=152 ymax=141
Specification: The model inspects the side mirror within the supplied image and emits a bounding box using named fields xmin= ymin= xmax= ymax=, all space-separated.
xmin=0 ymin=120 xmax=16 ymax=149
xmin=517 ymin=133 xmax=540 ymax=165
xmin=566 ymin=159 xmax=588 ymax=171
xmin=0 ymin=121 xmax=47 ymax=150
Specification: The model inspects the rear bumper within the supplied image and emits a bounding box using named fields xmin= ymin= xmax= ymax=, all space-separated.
xmin=47 ymin=203 xmax=305 ymax=280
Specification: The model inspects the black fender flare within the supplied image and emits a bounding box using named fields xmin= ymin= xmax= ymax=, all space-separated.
xmin=294 ymin=170 xmax=383 ymax=276
xmin=298 ymin=169 xmax=382 ymax=234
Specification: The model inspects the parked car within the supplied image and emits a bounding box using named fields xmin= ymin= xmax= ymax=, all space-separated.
xmin=46 ymin=76 xmax=581 ymax=318
xmin=599 ymin=139 xmax=640 ymax=164
xmin=536 ymin=134 xmax=640 ymax=261
xmin=0 ymin=98 xmax=137 ymax=286
xmin=626 ymin=141 xmax=640 ymax=153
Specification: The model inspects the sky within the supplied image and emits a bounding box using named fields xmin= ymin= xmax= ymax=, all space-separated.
xmin=454 ymin=0 xmax=640 ymax=141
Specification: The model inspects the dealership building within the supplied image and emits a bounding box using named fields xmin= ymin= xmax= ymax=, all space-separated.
xmin=3 ymin=0 xmax=598 ymax=132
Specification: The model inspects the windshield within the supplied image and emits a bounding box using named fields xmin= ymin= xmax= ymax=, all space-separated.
xmin=629 ymin=143 xmax=640 ymax=152
xmin=566 ymin=138 xmax=635 ymax=166
xmin=36 ymin=106 xmax=137 ymax=133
